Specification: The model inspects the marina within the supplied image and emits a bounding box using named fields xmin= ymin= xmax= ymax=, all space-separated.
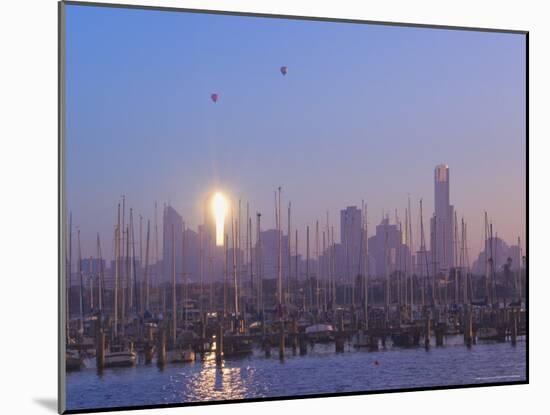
xmin=64 ymin=175 xmax=527 ymax=412
xmin=64 ymin=188 xmax=527 ymax=411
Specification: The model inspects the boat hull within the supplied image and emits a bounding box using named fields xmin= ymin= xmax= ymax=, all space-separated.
xmin=104 ymin=352 xmax=137 ymax=368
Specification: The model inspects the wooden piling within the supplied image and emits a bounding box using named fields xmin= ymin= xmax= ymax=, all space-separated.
xmin=216 ymin=322 xmax=224 ymax=364
xmin=279 ymin=321 xmax=285 ymax=360
xmin=144 ymin=342 xmax=154 ymax=364
xmin=335 ymin=335 xmax=345 ymax=353
xmin=264 ymin=337 xmax=272 ymax=358
xmin=464 ymin=306 xmax=473 ymax=347
xmin=435 ymin=323 xmax=444 ymax=347
xmin=298 ymin=334 xmax=307 ymax=355
xmin=424 ymin=316 xmax=431 ymax=350
xmin=511 ymin=310 xmax=517 ymax=346
xmin=291 ymin=318 xmax=298 ymax=355
xmin=157 ymin=327 xmax=166 ymax=367
xmin=96 ymin=331 xmax=105 ymax=370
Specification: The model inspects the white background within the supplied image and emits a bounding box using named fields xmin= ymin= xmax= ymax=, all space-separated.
xmin=0 ymin=0 xmax=546 ymax=414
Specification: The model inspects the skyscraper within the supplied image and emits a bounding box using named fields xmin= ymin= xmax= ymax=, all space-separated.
xmin=162 ymin=205 xmax=183 ymax=283
xmin=368 ymin=217 xmax=409 ymax=278
xmin=432 ymin=164 xmax=455 ymax=272
xmin=340 ymin=206 xmax=363 ymax=278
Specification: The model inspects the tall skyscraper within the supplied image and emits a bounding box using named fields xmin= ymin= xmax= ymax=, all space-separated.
xmin=340 ymin=206 xmax=363 ymax=278
xmin=432 ymin=164 xmax=454 ymax=272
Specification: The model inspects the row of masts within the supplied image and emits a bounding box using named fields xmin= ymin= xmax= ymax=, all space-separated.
xmin=66 ymin=189 xmax=525 ymax=342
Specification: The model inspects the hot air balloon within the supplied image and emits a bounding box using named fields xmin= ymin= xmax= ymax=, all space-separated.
xmin=280 ymin=66 xmax=287 ymax=76
xmin=210 ymin=93 xmax=219 ymax=103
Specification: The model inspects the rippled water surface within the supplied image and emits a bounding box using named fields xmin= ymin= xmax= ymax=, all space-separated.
xmin=66 ymin=337 xmax=526 ymax=411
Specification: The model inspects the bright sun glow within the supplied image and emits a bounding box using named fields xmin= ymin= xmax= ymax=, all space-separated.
xmin=212 ymin=192 xmax=228 ymax=246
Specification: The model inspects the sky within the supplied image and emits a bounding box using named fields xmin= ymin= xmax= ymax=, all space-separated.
xmin=65 ymin=4 xmax=526 ymax=261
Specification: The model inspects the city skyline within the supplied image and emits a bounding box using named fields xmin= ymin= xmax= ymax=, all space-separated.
xmin=65 ymin=5 xmax=526 ymax=267
xmin=66 ymin=162 xmax=524 ymax=268
xmin=66 ymin=163 xmax=524 ymax=284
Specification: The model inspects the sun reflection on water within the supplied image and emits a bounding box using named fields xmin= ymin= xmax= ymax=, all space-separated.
xmin=174 ymin=354 xmax=254 ymax=402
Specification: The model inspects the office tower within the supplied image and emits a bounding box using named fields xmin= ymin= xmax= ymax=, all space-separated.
xmin=340 ymin=206 xmax=363 ymax=278
xmin=432 ymin=164 xmax=455 ymax=272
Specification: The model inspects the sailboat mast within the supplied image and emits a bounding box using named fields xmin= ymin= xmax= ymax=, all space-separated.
xmin=256 ymin=213 xmax=262 ymax=313
xmin=224 ymin=232 xmax=228 ymax=318
xmin=114 ymin=203 xmax=120 ymax=338
xmin=130 ymin=208 xmax=139 ymax=313
xmin=77 ymin=228 xmax=84 ymax=334
xmin=489 ymin=223 xmax=496 ymax=305
xmin=67 ymin=212 xmax=72 ymax=337
xmin=384 ymin=217 xmax=390 ymax=311
xmin=238 ymin=199 xmax=242 ymax=315
xmin=484 ymin=211 xmax=489 ymax=304
xmin=306 ymin=225 xmax=310 ymax=311
xmin=403 ymin=208 xmax=411 ymax=307
xmin=144 ymin=220 xmax=150 ymax=311
xmin=517 ymin=236 xmax=523 ymax=305
xmin=461 ymin=218 xmax=467 ymax=304
xmin=199 ymin=225 xmax=203 ymax=316
xmin=454 ymin=210 xmax=458 ymax=304
xmin=97 ymin=233 xmax=104 ymax=312
xmin=89 ymin=256 xmax=94 ymax=311
xmin=432 ymin=214 xmax=437 ymax=305
xmin=295 ymin=228 xmax=298 ymax=308
xmin=245 ymin=202 xmax=249 ymax=304
xmin=232 ymin=210 xmax=239 ymax=317
xmin=315 ymin=220 xmax=320 ymax=310
xmin=287 ymin=202 xmax=291 ymax=307
xmin=182 ymin=223 xmax=186 ymax=324
xmin=364 ymin=204 xmax=370 ymax=329
xmin=171 ymin=225 xmax=176 ymax=348
xmin=419 ymin=199 xmax=428 ymax=307
xmin=408 ymin=197 xmax=414 ymax=309
xmin=321 ymin=231 xmax=327 ymax=311
xmin=326 ymin=212 xmax=330 ymax=307
xmin=249 ymin=214 xmax=253 ymax=306
xmin=277 ymin=187 xmax=282 ymax=310
xmin=139 ymin=215 xmax=143 ymax=311
xmin=331 ymin=226 xmax=335 ymax=308
xmin=154 ymin=202 xmax=159 ymax=310
xmin=121 ymin=195 xmax=126 ymax=317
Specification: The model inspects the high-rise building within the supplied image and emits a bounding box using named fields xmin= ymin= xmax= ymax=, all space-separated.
xmin=471 ymin=237 xmax=521 ymax=275
xmin=80 ymin=257 xmax=106 ymax=276
xmin=340 ymin=206 xmax=363 ymax=278
xmin=432 ymin=164 xmax=455 ymax=272
xmin=162 ymin=205 xmax=183 ymax=283
xmin=256 ymin=229 xmax=289 ymax=279
xmin=368 ymin=217 xmax=409 ymax=278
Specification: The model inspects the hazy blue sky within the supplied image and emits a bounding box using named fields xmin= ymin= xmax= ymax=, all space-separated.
xmin=65 ymin=4 xmax=526 ymax=259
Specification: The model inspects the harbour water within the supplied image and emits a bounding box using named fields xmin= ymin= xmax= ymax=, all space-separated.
xmin=66 ymin=337 xmax=526 ymax=411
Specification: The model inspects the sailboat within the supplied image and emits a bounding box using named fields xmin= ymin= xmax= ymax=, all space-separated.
xmin=66 ymin=349 xmax=84 ymax=371
xmin=104 ymin=342 xmax=137 ymax=367
xmin=166 ymin=224 xmax=196 ymax=364
xmin=305 ymin=323 xmax=335 ymax=342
